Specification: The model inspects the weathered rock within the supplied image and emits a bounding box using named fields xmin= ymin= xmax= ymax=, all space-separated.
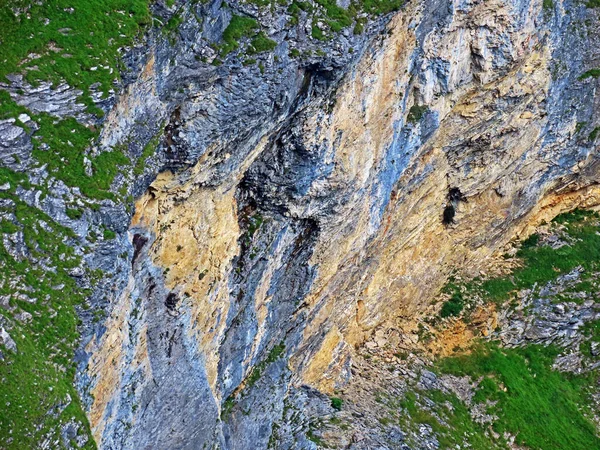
xmin=2 ymin=0 xmax=600 ymax=448
xmin=0 ymin=326 xmax=16 ymax=353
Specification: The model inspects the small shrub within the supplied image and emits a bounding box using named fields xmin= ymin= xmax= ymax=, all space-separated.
xmin=407 ymin=104 xmax=428 ymax=123
xmin=311 ymin=24 xmax=326 ymax=41
xmin=103 ymin=229 xmax=116 ymax=240
xmin=65 ymin=208 xmax=83 ymax=220
xmin=330 ymin=397 xmax=343 ymax=411
xmin=520 ymin=233 xmax=539 ymax=249
xmin=440 ymin=292 xmax=464 ymax=318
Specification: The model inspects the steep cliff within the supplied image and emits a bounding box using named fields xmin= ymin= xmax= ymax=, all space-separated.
xmin=1 ymin=0 xmax=600 ymax=448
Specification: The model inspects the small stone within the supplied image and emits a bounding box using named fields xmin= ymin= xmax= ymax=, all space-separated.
xmin=69 ymin=267 xmax=84 ymax=277
xmin=0 ymin=327 xmax=17 ymax=353
xmin=365 ymin=341 xmax=377 ymax=350
xmin=15 ymin=312 xmax=32 ymax=323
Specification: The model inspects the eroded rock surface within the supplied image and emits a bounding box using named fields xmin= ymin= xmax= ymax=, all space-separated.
xmin=82 ymin=0 xmax=600 ymax=448
xmin=2 ymin=0 xmax=600 ymax=448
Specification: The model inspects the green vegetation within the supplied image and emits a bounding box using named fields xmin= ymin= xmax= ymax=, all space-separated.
xmin=0 ymin=219 xmax=19 ymax=234
xmin=399 ymin=390 xmax=502 ymax=449
xmin=247 ymin=213 xmax=264 ymax=238
xmin=306 ymin=422 xmax=328 ymax=446
xmin=407 ymin=104 xmax=428 ymax=123
xmin=242 ymin=0 xmax=404 ymax=56
xmin=219 ymin=15 xmax=259 ymax=57
xmin=305 ymin=0 xmax=403 ymax=40
xmin=0 ymin=0 xmax=151 ymax=114
xmin=439 ymin=210 xmax=600 ymax=312
xmin=419 ymin=209 xmax=600 ymax=448
xmin=0 ymin=181 xmax=95 ymax=449
xmin=330 ymin=397 xmax=343 ymax=411
xmin=248 ymin=32 xmax=277 ymax=54
xmin=312 ymin=24 xmax=326 ymax=40
xmin=288 ymin=0 xmax=312 ymax=25
xmin=314 ymin=0 xmax=352 ymax=32
xmin=221 ymin=342 xmax=286 ymax=420
xmin=218 ymin=13 xmax=278 ymax=58
xmin=0 ymin=2 xmax=156 ymax=447
xmin=580 ymin=320 xmax=600 ymax=358
xmin=312 ymin=0 xmax=402 ymax=32
xmin=221 ymin=395 xmax=236 ymax=420
xmin=66 ymin=207 xmax=83 ymax=220
xmin=359 ymin=0 xmax=403 ymax=15
xmin=480 ymin=210 xmax=600 ymax=303
xmin=0 ymin=0 xmax=165 ymax=229
xmin=579 ymin=68 xmax=600 ymax=80
xmin=439 ymin=283 xmax=464 ymax=318
xmin=134 ymin=128 xmax=163 ymax=175
xmin=32 ymin=114 xmax=130 ymax=200
xmin=245 ymin=342 xmax=286 ymax=389
xmin=436 ymin=342 xmax=600 ymax=449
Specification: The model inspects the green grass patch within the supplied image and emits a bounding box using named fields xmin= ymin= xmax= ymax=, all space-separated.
xmin=219 ymin=15 xmax=259 ymax=57
xmin=400 ymin=389 xmax=502 ymax=449
xmin=439 ymin=281 xmax=464 ymax=318
xmin=437 ymin=342 xmax=600 ymax=449
xmin=0 ymin=0 xmax=151 ymax=113
xmin=1 ymin=94 xmax=130 ymax=200
xmin=440 ymin=292 xmax=464 ymax=318
xmin=356 ymin=0 xmax=404 ymax=15
xmin=479 ymin=210 xmax=600 ymax=302
xmin=32 ymin=114 xmax=129 ymax=199
xmin=579 ymin=68 xmax=600 ymax=80
xmin=248 ymin=32 xmax=277 ymax=54
xmin=66 ymin=207 xmax=83 ymax=220
xmin=314 ymin=0 xmax=352 ymax=30
xmin=0 ymin=189 xmax=95 ymax=449
xmin=311 ymin=24 xmax=326 ymax=41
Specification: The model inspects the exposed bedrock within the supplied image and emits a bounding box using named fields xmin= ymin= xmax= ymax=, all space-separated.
xmin=81 ymin=0 xmax=600 ymax=448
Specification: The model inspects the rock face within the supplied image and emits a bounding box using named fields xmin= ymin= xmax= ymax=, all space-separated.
xmin=81 ymin=0 xmax=600 ymax=448
xmin=2 ymin=0 xmax=600 ymax=448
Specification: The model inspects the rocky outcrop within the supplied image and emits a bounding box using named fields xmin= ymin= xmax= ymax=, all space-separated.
xmin=78 ymin=0 xmax=600 ymax=448
xmin=2 ymin=0 xmax=600 ymax=448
